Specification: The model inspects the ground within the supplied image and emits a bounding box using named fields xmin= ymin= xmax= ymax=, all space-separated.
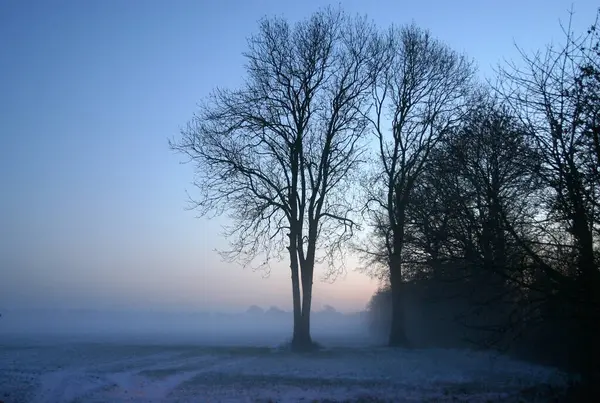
xmin=0 ymin=335 xmax=571 ymax=403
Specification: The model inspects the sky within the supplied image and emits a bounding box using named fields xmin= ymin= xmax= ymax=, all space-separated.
xmin=0 ymin=0 xmax=597 ymax=314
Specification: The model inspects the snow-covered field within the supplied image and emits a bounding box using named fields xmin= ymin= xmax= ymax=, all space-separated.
xmin=0 ymin=334 xmax=571 ymax=403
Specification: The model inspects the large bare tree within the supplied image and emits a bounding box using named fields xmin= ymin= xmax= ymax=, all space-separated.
xmin=170 ymin=8 xmax=383 ymax=350
xmin=494 ymin=10 xmax=600 ymax=379
xmin=360 ymin=24 xmax=474 ymax=346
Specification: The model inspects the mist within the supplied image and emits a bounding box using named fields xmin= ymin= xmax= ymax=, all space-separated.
xmin=0 ymin=307 xmax=372 ymax=347
xmin=0 ymin=304 xmax=573 ymax=403
xmin=2 ymin=0 xmax=598 ymax=401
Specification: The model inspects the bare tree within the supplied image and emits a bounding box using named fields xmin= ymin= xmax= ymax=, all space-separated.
xmin=431 ymin=99 xmax=545 ymax=347
xmin=494 ymin=9 xmax=600 ymax=379
xmin=170 ymin=8 xmax=383 ymax=350
xmin=360 ymin=24 xmax=474 ymax=346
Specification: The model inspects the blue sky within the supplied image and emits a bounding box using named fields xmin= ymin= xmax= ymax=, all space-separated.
xmin=0 ymin=0 xmax=597 ymax=313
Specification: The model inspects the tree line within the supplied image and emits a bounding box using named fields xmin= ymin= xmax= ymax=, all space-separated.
xmin=170 ymin=6 xmax=600 ymax=382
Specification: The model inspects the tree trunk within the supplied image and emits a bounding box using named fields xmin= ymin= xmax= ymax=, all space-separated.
xmin=389 ymin=255 xmax=409 ymax=347
xmin=288 ymin=232 xmax=303 ymax=346
xmin=565 ymin=167 xmax=600 ymax=383
xmin=292 ymin=266 xmax=315 ymax=351
xmin=388 ymin=195 xmax=410 ymax=348
xmin=575 ymin=243 xmax=600 ymax=384
xmin=291 ymin=270 xmax=303 ymax=344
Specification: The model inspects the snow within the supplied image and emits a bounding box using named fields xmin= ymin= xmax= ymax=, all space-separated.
xmin=0 ymin=336 xmax=571 ymax=402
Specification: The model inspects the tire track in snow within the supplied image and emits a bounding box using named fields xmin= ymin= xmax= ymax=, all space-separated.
xmin=31 ymin=352 xmax=258 ymax=403
xmin=101 ymin=356 xmax=259 ymax=402
xmin=30 ymin=352 xmax=180 ymax=403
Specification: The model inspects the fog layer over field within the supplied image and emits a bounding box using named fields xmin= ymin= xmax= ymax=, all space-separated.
xmin=0 ymin=308 xmax=577 ymax=402
xmin=0 ymin=307 xmax=372 ymax=346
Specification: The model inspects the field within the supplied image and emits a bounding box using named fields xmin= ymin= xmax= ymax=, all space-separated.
xmin=0 ymin=332 xmax=571 ymax=403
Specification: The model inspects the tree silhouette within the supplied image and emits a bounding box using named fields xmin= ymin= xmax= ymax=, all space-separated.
xmin=359 ymin=24 xmax=474 ymax=346
xmin=171 ymin=7 xmax=383 ymax=350
xmin=424 ymin=98 xmax=543 ymax=346
xmin=494 ymin=9 xmax=600 ymax=379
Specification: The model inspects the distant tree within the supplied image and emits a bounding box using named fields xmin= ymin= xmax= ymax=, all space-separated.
xmin=246 ymin=305 xmax=265 ymax=315
xmin=359 ymin=24 xmax=475 ymax=346
xmin=171 ymin=7 xmax=384 ymax=350
xmin=321 ymin=304 xmax=339 ymax=314
xmin=366 ymin=286 xmax=392 ymax=341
